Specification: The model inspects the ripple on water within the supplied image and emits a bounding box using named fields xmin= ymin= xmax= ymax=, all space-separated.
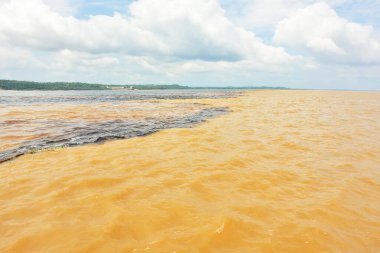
xmin=0 ymin=90 xmax=380 ymax=252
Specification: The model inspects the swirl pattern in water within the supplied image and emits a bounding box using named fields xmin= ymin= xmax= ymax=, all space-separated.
xmin=0 ymin=90 xmax=236 ymax=162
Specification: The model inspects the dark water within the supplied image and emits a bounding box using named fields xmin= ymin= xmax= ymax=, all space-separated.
xmin=0 ymin=89 xmax=237 ymax=105
xmin=0 ymin=89 xmax=236 ymax=162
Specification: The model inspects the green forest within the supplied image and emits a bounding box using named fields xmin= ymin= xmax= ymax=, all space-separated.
xmin=0 ymin=80 xmax=193 ymax=90
xmin=0 ymin=79 xmax=288 ymax=91
xmin=0 ymin=80 xmax=109 ymax=90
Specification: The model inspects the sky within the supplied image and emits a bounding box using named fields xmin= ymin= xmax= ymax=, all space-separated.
xmin=0 ymin=0 xmax=380 ymax=90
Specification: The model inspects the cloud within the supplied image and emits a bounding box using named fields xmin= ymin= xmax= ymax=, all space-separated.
xmin=42 ymin=0 xmax=78 ymax=16
xmin=0 ymin=0 xmax=292 ymax=65
xmin=273 ymin=2 xmax=380 ymax=65
xmin=220 ymin=0 xmax=350 ymax=34
xmin=0 ymin=0 xmax=166 ymax=55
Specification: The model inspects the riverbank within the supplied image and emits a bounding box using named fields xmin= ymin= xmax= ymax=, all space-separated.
xmin=0 ymin=79 xmax=289 ymax=91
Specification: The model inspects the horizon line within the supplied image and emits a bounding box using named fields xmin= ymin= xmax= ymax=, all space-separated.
xmin=1 ymin=79 xmax=379 ymax=92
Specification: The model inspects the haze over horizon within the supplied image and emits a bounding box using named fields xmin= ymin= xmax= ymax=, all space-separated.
xmin=1 ymin=0 xmax=380 ymax=90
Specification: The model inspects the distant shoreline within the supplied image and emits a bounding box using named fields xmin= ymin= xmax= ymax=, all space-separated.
xmin=0 ymin=79 xmax=289 ymax=91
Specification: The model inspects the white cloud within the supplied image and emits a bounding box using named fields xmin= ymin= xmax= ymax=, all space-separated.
xmin=42 ymin=0 xmax=78 ymax=16
xmin=0 ymin=0 xmax=293 ymax=65
xmin=131 ymin=0 xmax=294 ymax=64
xmin=274 ymin=2 xmax=380 ymax=65
xmin=220 ymin=0 xmax=350 ymax=33
xmin=0 ymin=0 xmax=166 ymax=55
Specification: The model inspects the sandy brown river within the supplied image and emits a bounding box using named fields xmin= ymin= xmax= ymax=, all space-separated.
xmin=0 ymin=90 xmax=379 ymax=252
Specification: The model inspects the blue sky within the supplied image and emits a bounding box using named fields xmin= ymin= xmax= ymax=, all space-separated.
xmin=0 ymin=0 xmax=380 ymax=90
xmin=75 ymin=1 xmax=132 ymax=18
